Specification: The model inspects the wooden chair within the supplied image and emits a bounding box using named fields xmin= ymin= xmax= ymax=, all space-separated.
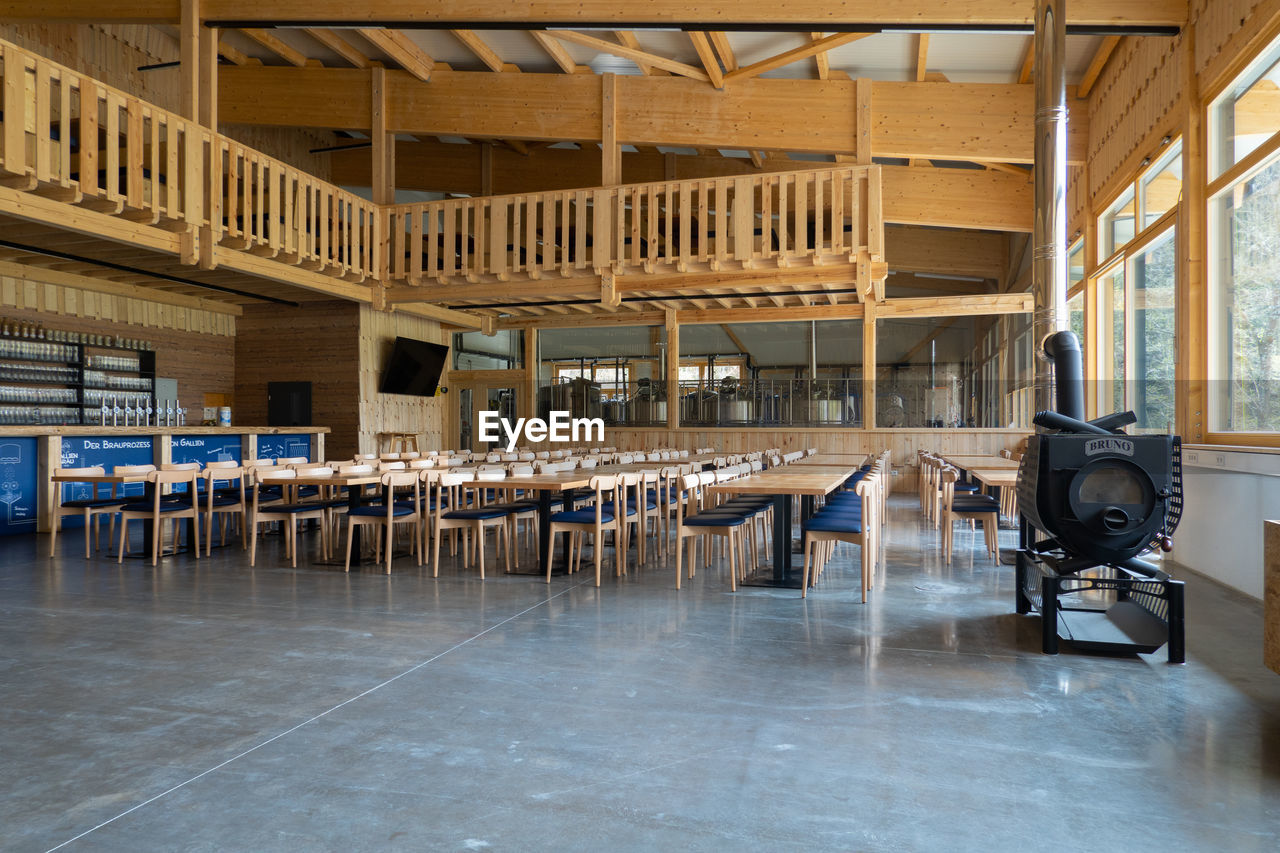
xmin=545 ymin=474 xmax=626 ymax=587
xmin=673 ymin=471 xmax=748 ymax=592
xmin=116 ymin=468 xmax=202 ymax=566
xmin=202 ymin=461 xmax=248 ymax=555
xmin=344 ymin=470 xmax=422 ymax=573
xmin=248 ymin=467 xmax=331 ymax=568
xmin=49 ymin=466 xmax=124 ymax=558
xmin=430 ymin=471 xmax=513 ymax=579
xmin=801 ymin=472 xmax=878 ymax=601
xmin=939 ymin=466 xmax=1000 ymax=565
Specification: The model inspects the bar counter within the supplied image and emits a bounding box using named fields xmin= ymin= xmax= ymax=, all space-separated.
xmin=0 ymin=426 xmax=329 ymax=534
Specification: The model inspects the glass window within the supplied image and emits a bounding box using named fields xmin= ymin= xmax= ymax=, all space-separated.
xmin=453 ymin=329 xmax=522 ymax=370
xmin=1210 ymin=37 xmax=1280 ymax=180
xmin=1129 ymin=228 xmax=1177 ymax=432
xmin=1099 ymin=186 xmax=1137 ymax=261
xmin=1068 ymin=291 xmax=1085 ymax=352
xmin=1096 ymin=264 xmax=1126 ymax=415
xmin=1068 ymin=240 xmax=1085 ymax=290
xmin=1211 ymin=152 xmax=1280 ymax=432
xmin=1139 ymin=140 xmax=1183 ymax=227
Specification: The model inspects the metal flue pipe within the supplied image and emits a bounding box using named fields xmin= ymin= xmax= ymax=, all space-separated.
xmin=1032 ymin=0 xmax=1070 ymax=416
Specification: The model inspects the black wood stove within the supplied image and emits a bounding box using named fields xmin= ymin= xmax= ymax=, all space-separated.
xmin=1015 ymin=331 xmax=1186 ymax=663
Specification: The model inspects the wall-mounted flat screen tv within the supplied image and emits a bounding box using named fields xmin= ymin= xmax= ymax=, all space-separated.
xmin=379 ymin=337 xmax=450 ymax=397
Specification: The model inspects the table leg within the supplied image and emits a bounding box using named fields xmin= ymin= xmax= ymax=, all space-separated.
xmin=511 ymin=488 xmax=568 ymax=577
xmin=741 ymin=493 xmax=800 ymax=588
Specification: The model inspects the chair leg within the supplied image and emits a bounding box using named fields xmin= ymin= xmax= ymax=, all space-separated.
xmin=476 ymin=522 xmax=486 ymax=580
xmin=544 ymin=523 xmax=556 ymax=584
xmin=385 ymin=522 xmax=394 ymax=574
xmin=117 ymin=517 xmax=128 ymax=564
xmin=675 ymin=530 xmax=683 ymax=590
xmin=150 ymin=514 xmax=162 ymax=566
xmin=82 ymin=512 xmax=92 ymax=559
xmin=433 ymin=522 xmax=444 ymax=578
xmin=801 ymin=535 xmax=812 ymax=598
xmin=344 ymin=517 xmax=356 ymax=572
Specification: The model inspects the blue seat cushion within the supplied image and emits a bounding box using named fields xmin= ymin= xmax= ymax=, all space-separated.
xmin=804 ymin=516 xmax=862 ymax=533
xmin=208 ymin=495 xmax=243 ymax=508
xmin=59 ymin=498 xmax=125 ymax=509
xmin=350 ymin=505 xmax=417 ymax=518
xmin=683 ymin=513 xmax=747 ymax=528
xmin=550 ymin=509 xmax=615 ymax=524
xmin=954 ymin=483 xmax=980 ymax=492
xmin=597 ymin=501 xmax=639 ymax=517
xmin=258 ymin=503 xmax=324 ymax=514
xmin=952 ymin=495 xmax=999 ymax=511
xmin=443 ymin=508 xmax=511 ymax=521
xmin=120 ymin=500 xmax=192 ymax=513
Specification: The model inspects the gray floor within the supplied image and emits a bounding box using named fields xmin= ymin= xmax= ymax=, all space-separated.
xmin=3 ymin=499 xmax=1279 ymax=852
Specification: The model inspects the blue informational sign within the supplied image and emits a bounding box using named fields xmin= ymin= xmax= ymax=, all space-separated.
xmin=257 ymin=433 xmax=311 ymax=462
xmin=169 ymin=435 xmax=242 ymax=466
xmin=58 ymin=435 xmax=155 ymax=527
xmin=0 ymin=437 xmax=38 ymax=535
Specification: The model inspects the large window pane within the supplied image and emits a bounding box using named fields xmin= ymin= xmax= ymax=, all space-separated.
xmin=1210 ymin=39 xmax=1280 ymax=180
xmin=539 ymin=325 xmax=666 ymax=425
xmin=1130 ymin=229 xmax=1177 ymax=432
xmin=1100 ymin=187 xmax=1136 ymax=261
xmin=1096 ymin=265 xmax=1125 ymax=415
xmin=1068 ymin=291 xmax=1085 ymax=351
xmin=1212 ymin=153 xmax=1280 ymax=431
xmin=1140 ymin=140 xmax=1183 ymax=227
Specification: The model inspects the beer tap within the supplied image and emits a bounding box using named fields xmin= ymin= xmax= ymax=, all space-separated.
xmin=164 ymin=399 xmax=174 ymax=427
xmin=123 ymin=397 xmax=135 ymax=426
xmin=110 ymin=395 xmax=121 ymax=427
xmin=176 ymin=399 xmax=186 ymax=427
xmin=144 ymin=397 xmax=154 ymax=426
xmin=99 ymin=398 xmax=109 ymax=426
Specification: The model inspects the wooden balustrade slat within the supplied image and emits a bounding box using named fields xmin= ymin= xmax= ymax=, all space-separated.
xmin=34 ymin=60 xmax=51 ymax=184
xmin=3 ymin=50 xmax=27 ymax=175
xmin=78 ymin=81 xmax=98 ymax=195
xmin=58 ymin=71 xmax=71 ymax=189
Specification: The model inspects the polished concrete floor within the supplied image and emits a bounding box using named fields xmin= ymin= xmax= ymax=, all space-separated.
xmin=4 ymin=499 xmax=1280 ymax=852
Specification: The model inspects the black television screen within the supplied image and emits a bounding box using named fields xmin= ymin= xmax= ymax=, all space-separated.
xmin=379 ymin=337 xmax=450 ymax=397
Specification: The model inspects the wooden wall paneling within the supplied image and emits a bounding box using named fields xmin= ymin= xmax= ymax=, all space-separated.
xmin=357 ymin=306 xmax=448 ymax=454
xmin=0 ymin=266 xmax=236 ymax=411
xmin=234 ymin=301 xmax=360 ymax=458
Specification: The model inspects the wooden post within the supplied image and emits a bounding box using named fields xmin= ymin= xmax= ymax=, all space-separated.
xmin=480 ymin=142 xmax=493 ymax=196
xmin=665 ymin=309 xmax=679 ymax=431
xmin=371 ymin=67 xmax=393 ymax=205
xmin=1180 ymin=24 xmax=1207 ymax=444
xmin=855 ymin=77 xmax=873 ymax=166
xmin=524 ymin=327 xmax=539 ymax=421
xmin=602 ymin=72 xmax=621 ymax=186
xmin=199 ymin=19 xmax=219 ymax=270
xmin=179 ymin=0 xmax=199 ymax=121
xmin=862 ymin=302 xmax=877 ymax=428
xmin=36 ymin=435 xmax=59 ymax=533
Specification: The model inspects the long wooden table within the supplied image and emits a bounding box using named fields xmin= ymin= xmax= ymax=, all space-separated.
xmin=942 ymin=455 xmax=1021 ymax=470
xmin=52 ymin=470 xmax=181 ymax=558
xmin=707 ymin=464 xmax=859 ymax=588
xmin=792 ymin=453 xmax=870 ymax=467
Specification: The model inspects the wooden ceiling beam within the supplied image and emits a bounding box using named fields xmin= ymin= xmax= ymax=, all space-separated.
xmin=530 ymin=31 xmax=591 ymax=74
xmin=545 ymin=30 xmax=710 ymax=82
xmin=239 ymin=28 xmax=310 ymax=67
xmin=452 ymin=29 xmax=516 ymax=73
xmin=688 ymin=32 xmax=724 ymax=89
xmin=1017 ymin=36 xmax=1035 ymax=83
xmin=810 ymin=33 xmax=830 ymax=79
xmin=915 ymin=34 xmax=930 ymax=82
xmin=358 ymin=29 xmax=435 ymax=82
xmin=219 ymin=67 xmax=1089 ymax=164
xmin=0 ymin=1 xmax=1189 ymax=27
xmin=614 ymin=31 xmax=669 ymax=76
xmin=306 ymin=28 xmax=374 ymax=68
xmin=723 ymin=33 xmax=871 ymax=83
xmin=708 ymin=32 xmax=739 ymax=72
xmin=1077 ymin=35 xmax=1122 ymax=98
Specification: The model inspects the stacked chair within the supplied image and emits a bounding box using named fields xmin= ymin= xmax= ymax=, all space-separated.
xmin=799 ymin=452 xmax=890 ymax=602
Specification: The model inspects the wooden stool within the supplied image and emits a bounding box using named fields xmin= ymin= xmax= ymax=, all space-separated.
xmin=378 ymin=432 xmax=420 ymax=454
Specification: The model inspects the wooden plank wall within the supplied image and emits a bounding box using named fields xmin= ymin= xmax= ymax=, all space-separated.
xmin=0 ymin=268 xmax=235 ymax=409
xmin=357 ymin=307 xmax=449 ymax=455
xmin=1194 ymin=0 xmax=1280 ymax=86
xmin=0 ymin=22 xmax=337 ymax=178
xmin=1086 ymin=34 xmax=1185 ymax=207
xmin=566 ymin=427 xmax=1027 ymax=491
xmin=234 ymin=301 xmax=361 ymax=458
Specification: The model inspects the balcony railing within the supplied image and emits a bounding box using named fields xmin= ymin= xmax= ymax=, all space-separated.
xmin=386 ymin=166 xmax=884 ymax=285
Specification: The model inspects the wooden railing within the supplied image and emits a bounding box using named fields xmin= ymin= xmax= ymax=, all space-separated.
xmin=385 ymin=166 xmax=884 ymax=284
xmin=0 ymin=38 xmax=881 ymax=297
xmin=0 ymin=42 xmax=210 ymax=226
xmin=0 ymin=39 xmax=379 ymax=282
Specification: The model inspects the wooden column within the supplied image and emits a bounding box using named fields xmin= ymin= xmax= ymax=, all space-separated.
xmin=179 ymin=0 xmax=200 ymax=121
xmin=862 ymin=303 xmax=876 ymax=428
xmin=1180 ymin=24 xmax=1207 ymax=444
xmin=199 ymin=18 xmax=219 ymax=270
xmin=523 ymin=327 xmax=539 ymax=421
xmin=371 ymin=67 xmax=394 ymax=205
xmin=602 ymin=72 xmax=621 ymax=186
xmin=36 ymin=435 xmax=58 ymax=533
xmin=1267 ymin=520 xmax=1280 ymax=675
xmin=665 ymin=309 xmax=679 ymax=430
xmin=855 ymin=77 xmax=873 ymax=166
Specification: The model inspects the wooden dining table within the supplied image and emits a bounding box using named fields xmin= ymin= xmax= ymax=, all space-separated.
xmin=707 ymin=463 xmax=859 ymax=588
xmin=52 ymin=470 xmax=181 ymax=558
xmin=792 ymin=453 xmax=870 ymax=467
xmin=941 ymin=455 xmax=1021 ymax=470
xmin=288 ymin=471 xmax=384 ymax=566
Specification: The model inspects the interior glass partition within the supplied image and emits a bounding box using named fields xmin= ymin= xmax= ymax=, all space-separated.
xmin=678 ymin=320 xmax=862 ymax=427
xmin=878 ymin=314 xmax=1032 ymax=428
xmin=538 ymin=325 xmax=668 ymax=426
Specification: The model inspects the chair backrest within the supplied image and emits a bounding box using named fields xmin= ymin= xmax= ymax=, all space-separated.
xmin=500 ymin=453 xmax=518 ymax=462
xmin=354 ymin=453 xmax=378 ymax=461
xmin=382 ymin=470 xmax=419 ymax=487
xmin=510 ymin=464 xmax=534 ymax=477
xmin=579 ymin=457 xmax=598 ymax=469
xmin=277 ymin=456 xmax=308 ymax=465
xmin=149 ymin=468 xmax=199 ymax=485
xmin=408 ymin=458 xmax=435 ymax=469
xmin=339 ymin=464 xmax=374 ymax=475
xmin=379 ymin=461 xmax=407 ymax=471
xmin=294 ymin=466 xmax=333 ymax=479
xmin=518 ymin=452 xmax=535 ymax=461
xmin=401 ymin=451 xmax=421 ymax=459
xmin=476 ymin=468 xmax=507 ymax=482
xmin=380 ymin=453 xmax=402 ymax=461
xmin=205 ymin=460 xmax=237 ymax=471
xmin=114 ymin=464 xmax=157 ymax=476
xmin=446 ymin=457 xmax=468 ymax=467
xmin=440 ymin=472 xmax=469 ymax=488
xmin=55 ymin=466 xmax=105 ymax=477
